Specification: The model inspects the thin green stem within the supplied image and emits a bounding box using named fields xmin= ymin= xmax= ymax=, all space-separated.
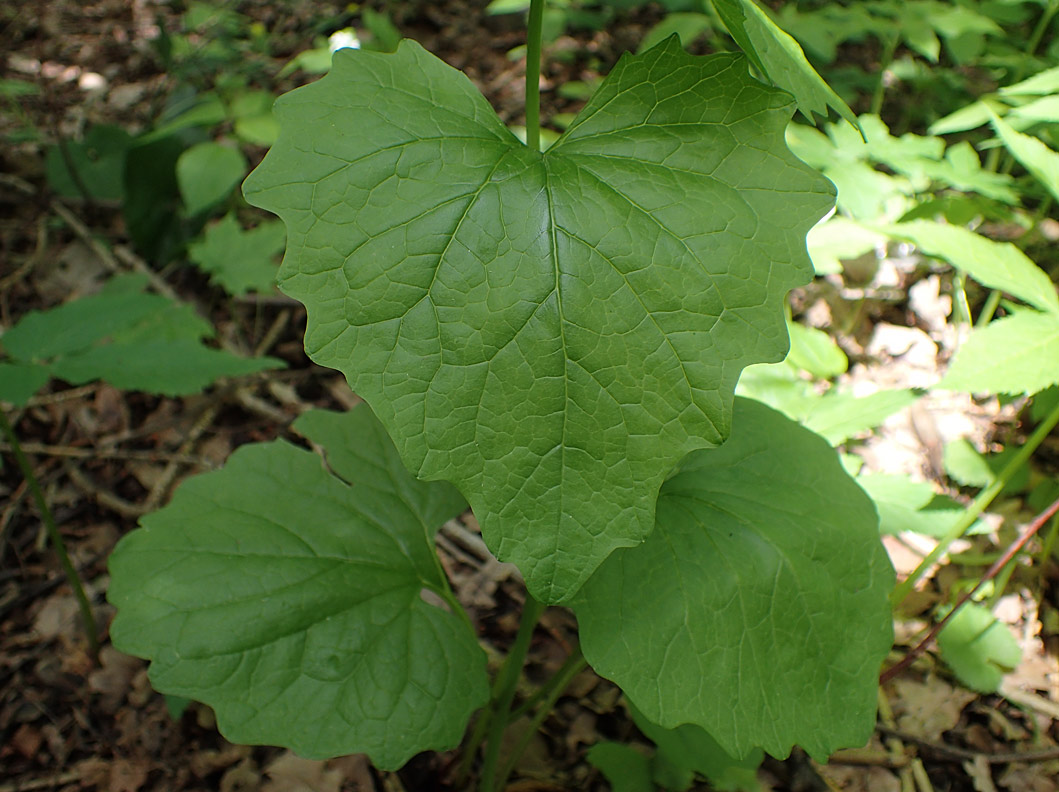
xmin=891 ymin=399 xmax=1059 ymax=607
xmin=870 ymin=31 xmax=900 ymax=117
xmin=0 ymin=411 xmax=99 ymax=660
xmin=496 ymin=647 xmax=588 ymax=790
xmin=976 ymin=290 xmax=1002 ymax=327
xmin=479 ymin=596 xmax=546 ymax=792
xmin=524 ymin=0 xmax=545 ymax=152
xmin=1026 ymin=0 xmax=1059 ymax=60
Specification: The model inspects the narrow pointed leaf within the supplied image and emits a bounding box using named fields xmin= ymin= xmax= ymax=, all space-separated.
xmin=108 ymin=405 xmax=486 ymax=769
xmin=573 ymin=398 xmax=894 ymax=760
xmin=881 ymin=221 xmax=1059 ymax=315
xmin=243 ymin=39 xmax=833 ymax=603
xmin=990 ymin=110 xmax=1059 ymax=203
xmin=709 ymin=0 xmax=858 ymax=127
xmin=939 ymin=312 xmax=1059 ymax=395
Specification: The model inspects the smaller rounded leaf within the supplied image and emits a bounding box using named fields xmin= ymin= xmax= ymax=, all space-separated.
xmin=176 ymin=142 xmax=247 ymax=216
xmin=573 ymin=397 xmax=894 ymax=761
xmin=108 ymin=405 xmax=486 ymax=769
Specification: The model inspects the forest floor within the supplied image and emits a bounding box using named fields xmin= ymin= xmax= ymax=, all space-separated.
xmin=2 ymin=1 xmax=1059 ymax=791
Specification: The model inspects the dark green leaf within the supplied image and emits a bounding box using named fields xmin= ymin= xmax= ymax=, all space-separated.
xmin=243 ymin=39 xmax=833 ymax=602
xmin=573 ymin=398 xmax=893 ymax=760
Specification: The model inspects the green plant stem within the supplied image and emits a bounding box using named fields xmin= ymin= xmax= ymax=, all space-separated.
xmin=479 ymin=596 xmax=546 ymax=792
xmin=495 ymin=647 xmax=588 ymax=789
xmin=891 ymin=399 xmax=1059 ymax=607
xmin=0 ymin=411 xmax=99 ymax=660
xmin=976 ymin=290 xmax=1001 ymax=327
xmin=1026 ymin=0 xmax=1059 ymax=60
xmin=525 ymin=0 xmax=545 ymax=152
xmin=881 ymin=494 xmax=1059 ymax=683
xmin=870 ymin=31 xmax=900 ymax=117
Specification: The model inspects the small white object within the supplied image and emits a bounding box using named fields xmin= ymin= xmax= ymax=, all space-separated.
xmin=328 ymin=29 xmax=361 ymax=53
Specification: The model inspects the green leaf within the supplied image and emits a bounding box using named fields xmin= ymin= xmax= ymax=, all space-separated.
xmin=630 ymin=704 xmax=762 ymax=792
xmin=2 ymin=290 xmax=167 ymax=361
xmin=2 ymin=280 xmax=283 ymax=396
xmin=709 ymin=0 xmax=858 ymax=127
xmin=802 ymin=388 xmax=919 ymax=445
xmin=108 ymin=405 xmax=487 ymax=769
xmin=880 ymin=221 xmax=1059 ymax=315
xmin=176 ymin=142 xmax=248 ymax=216
xmin=1000 ymin=65 xmax=1059 ymax=97
xmin=940 ymin=312 xmax=1059 ymax=396
xmin=293 ymin=408 xmax=467 ymax=529
xmin=990 ymin=110 xmax=1059 ymax=204
xmin=45 ymin=125 xmax=133 ymax=201
xmin=785 ymin=321 xmax=847 ymax=379
xmin=573 ymin=398 xmax=894 ymax=760
xmin=639 ymin=13 xmax=714 ymax=53
xmin=188 ymin=213 xmax=286 ymax=295
xmin=854 ymin=472 xmax=984 ymax=538
xmin=587 ymin=743 xmax=655 ymax=792
xmin=49 ymin=339 xmax=283 ymax=396
xmin=0 ymin=362 xmax=50 ymax=406
xmin=243 ymin=39 xmax=833 ymax=603
xmin=937 ymin=602 xmax=1021 ymax=693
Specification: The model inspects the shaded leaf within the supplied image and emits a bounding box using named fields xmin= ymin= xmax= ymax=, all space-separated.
xmin=176 ymin=142 xmax=247 ymax=216
xmin=0 ymin=362 xmax=50 ymax=406
xmin=108 ymin=405 xmax=487 ymax=769
xmin=573 ymin=398 xmax=894 ymax=760
xmin=710 ymin=0 xmax=858 ymax=127
xmin=243 ymin=39 xmax=833 ymax=603
xmin=587 ymin=743 xmax=655 ymax=792
xmin=188 ymin=213 xmax=286 ymax=295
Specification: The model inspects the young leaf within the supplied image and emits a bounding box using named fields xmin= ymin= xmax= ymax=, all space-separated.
xmin=629 ymin=703 xmax=763 ymax=792
xmin=990 ymin=111 xmax=1059 ymax=204
xmin=709 ymin=0 xmax=858 ymax=127
xmin=243 ymin=39 xmax=833 ymax=603
xmin=187 ymin=213 xmax=286 ymax=295
xmin=880 ymin=221 xmax=1059 ymax=315
xmin=176 ymin=141 xmax=247 ymax=216
xmin=940 ymin=312 xmax=1059 ymax=395
xmin=586 ymin=743 xmax=655 ymax=792
xmin=108 ymin=405 xmax=486 ymax=769
xmin=937 ymin=602 xmax=1021 ymax=693
xmin=573 ymin=398 xmax=894 ymax=761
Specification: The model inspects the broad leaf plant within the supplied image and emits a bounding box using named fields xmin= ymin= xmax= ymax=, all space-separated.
xmin=108 ymin=0 xmax=895 ymax=786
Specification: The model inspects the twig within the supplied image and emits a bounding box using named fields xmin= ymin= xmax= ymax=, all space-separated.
xmin=142 ymin=404 xmax=220 ymax=512
xmin=881 ymin=495 xmax=1059 ymax=684
xmin=0 ymin=771 xmax=82 ymax=792
xmin=878 ymin=727 xmax=1059 ymax=764
xmin=0 ymin=441 xmax=213 ymax=467
xmin=64 ymin=463 xmax=147 ymax=519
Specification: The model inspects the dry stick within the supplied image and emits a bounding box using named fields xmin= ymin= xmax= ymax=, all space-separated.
xmin=877 ymin=726 xmax=1059 ymax=764
xmin=880 ymin=495 xmax=1059 ymax=685
xmin=0 ymin=411 xmax=99 ymax=660
xmin=0 ymin=441 xmax=212 ymax=466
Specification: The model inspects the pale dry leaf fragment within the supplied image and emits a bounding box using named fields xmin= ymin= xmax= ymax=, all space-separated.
xmin=891 ymin=678 xmax=976 ymax=739
xmin=263 ymin=751 xmax=344 ymax=792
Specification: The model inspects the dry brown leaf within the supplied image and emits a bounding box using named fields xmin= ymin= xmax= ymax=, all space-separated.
xmin=262 ymin=751 xmax=343 ymax=792
xmin=892 ymin=678 xmax=976 ymax=739
xmin=109 ymin=758 xmax=151 ymax=792
xmin=88 ymin=645 xmax=143 ymax=713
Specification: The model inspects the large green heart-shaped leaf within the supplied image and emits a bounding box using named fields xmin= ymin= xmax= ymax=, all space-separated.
xmin=244 ymin=38 xmax=833 ymax=603
xmin=573 ymin=398 xmax=894 ymax=760
xmin=108 ymin=404 xmax=486 ymax=769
